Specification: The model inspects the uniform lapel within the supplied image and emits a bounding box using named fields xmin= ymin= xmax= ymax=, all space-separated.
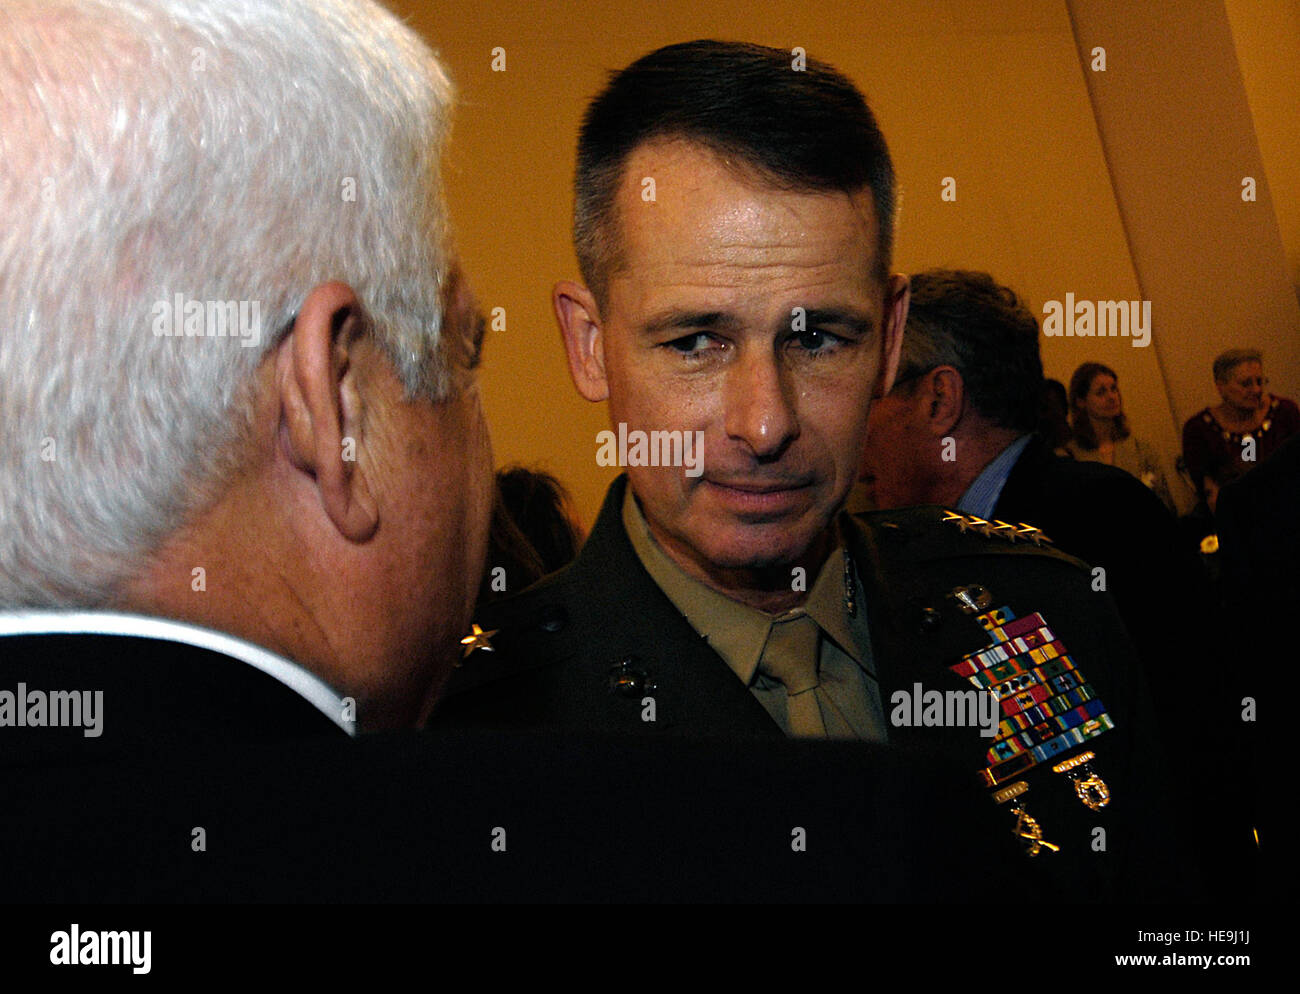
xmin=468 ymin=475 xmax=781 ymax=737
xmin=578 ymin=477 xmax=782 ymax=736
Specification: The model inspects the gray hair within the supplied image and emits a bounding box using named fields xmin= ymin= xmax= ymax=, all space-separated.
xmin=1212 ymin=348 xmax=1262 ymax=383
xmin=0 ymin=0 xmax=455 ymax=607
xmin=896 ymin=269 xmax=1044 ymax=434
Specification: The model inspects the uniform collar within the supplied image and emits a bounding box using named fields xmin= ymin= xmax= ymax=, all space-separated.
xmin=621 ymin=488 xmax=864 ymax=686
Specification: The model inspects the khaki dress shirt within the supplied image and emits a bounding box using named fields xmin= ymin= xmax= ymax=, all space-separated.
xmin=622 ymin=488 xmax=887 ymax=740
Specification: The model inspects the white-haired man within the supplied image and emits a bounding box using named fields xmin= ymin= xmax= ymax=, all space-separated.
xmin=0 ymin=0 xmax=492 ymax=746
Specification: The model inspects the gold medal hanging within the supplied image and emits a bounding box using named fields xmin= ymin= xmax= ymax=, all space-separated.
xmin=1052 ymin=750 xmax=1111 ymax=811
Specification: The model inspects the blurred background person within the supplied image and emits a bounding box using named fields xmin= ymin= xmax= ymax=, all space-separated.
xmin=1037 ymin=378 xmax=1072 ymax=456
xmin=861 ymin=270 xmax=1202 ymax=669
xmin=861 ymin=269 xmax=1249 ymax=898
xmin=1067 ymin=361 xmax=1175 ymax=512
xmin=477 ymin=466 xmax=584 ymax=603
xmin=497 ymin=466 xmax=585 ymax=573
xmin=1182 ymin=348 xmax=1300 ymax=513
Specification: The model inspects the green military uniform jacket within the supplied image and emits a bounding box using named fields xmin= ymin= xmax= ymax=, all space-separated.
xmin=432 ymin=475 xmax=1191 ymax=899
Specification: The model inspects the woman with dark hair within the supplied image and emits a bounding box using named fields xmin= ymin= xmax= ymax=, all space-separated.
xmin=477 ymin=466 xmax=586 ymax=604
xmin=1067 ymin=362 xmax=1175 ymax=511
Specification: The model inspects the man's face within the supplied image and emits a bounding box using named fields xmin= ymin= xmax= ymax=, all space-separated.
xmin=860 ymin=382 xmax=935 ymax=509
xmin=1216 ymin=360 xmax=1265 ymax=413
xmin=587 ymin=140 xmax=904 ymax=581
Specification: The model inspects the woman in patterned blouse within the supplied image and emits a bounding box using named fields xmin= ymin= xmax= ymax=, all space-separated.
xmin=1181 ymin=348 xmax=1300 ymax=512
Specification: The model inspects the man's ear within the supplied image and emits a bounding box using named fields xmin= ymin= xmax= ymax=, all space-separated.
xmin=875 ymin=273 xmax=910 ymax=397
xmin=554 ymin=280 xmax=610 ymax=402
xmin=920 ymin=366 xmax=966 ymax=438
xmin=276 ymin=281 xmax=379 ymax=543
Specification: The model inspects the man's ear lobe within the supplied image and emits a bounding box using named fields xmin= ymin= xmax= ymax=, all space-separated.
xmin=276 ymin=281 xmax=378 ymax=543
xmin=554 ymin=280 xmax=610 ymax=402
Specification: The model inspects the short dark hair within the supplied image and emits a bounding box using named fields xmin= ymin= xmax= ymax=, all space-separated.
xmin=897 ymin=269 xmax=1043 ymax=434
xmin=1067 ymin=361 xmax=1130 ymax=450
xmin=574 ymin=40 xmax=895 ymax=305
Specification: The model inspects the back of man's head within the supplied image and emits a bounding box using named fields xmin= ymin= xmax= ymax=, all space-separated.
xmin=900 ymin=269 xmax=1043 ymax=434
xmin=573 ymin=39 xmax=895 ymax=306
xmin=0 ymin=0 xmax=454 ymax=607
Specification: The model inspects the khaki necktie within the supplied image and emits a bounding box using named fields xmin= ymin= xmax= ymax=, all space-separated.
xmin=758 ymin=611 xmax=826 ymax=737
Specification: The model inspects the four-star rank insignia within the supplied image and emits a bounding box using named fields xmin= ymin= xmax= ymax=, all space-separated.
xmin=940 ymin=510 xmax=1051 ymax=546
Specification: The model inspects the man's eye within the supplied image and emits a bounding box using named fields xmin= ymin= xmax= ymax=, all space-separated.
xmin=665 ymin=332 xmax=716 ymax=354
xmin=791 ymin=328 xmax=843 ymax=353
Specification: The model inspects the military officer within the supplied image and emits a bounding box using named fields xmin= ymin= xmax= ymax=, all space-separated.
xmin=432 ymin=40 xmax=1189 ymax=898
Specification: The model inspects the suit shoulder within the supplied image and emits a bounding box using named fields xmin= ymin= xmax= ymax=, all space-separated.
xmin=1045 ymin=454 xmax=1161 ymax=497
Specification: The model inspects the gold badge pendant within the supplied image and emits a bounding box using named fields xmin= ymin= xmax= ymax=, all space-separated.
xmin=1052 ymin=751 xmax=1111 ymax=811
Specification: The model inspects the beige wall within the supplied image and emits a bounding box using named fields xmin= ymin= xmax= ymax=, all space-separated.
xmin=389 ymin=0 xmax=1297 ymax=523
xmin=1227 ymin=0 xmax=1300 ymax=299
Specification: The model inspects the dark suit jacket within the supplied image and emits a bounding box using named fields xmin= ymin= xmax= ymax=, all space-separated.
xmin=991 ymin=436 xmax=1216 ymax=732
xmin=1 ymin=625 xmax=355 ymax=901
xmin=0 ymin=622 xmax=1008 ymax=901
xmin=994 ymin=436 xmax=1209 ymax=674
xmin=433 ymin=475 xmax=1191 ymax=899
xmin=1211 ymin=431 xmax=1291 ymax=900
xmin=0 ymin=628 xmax=345 ymax=770
xmin=1216 ymin=427 xmax=1300 ymax=607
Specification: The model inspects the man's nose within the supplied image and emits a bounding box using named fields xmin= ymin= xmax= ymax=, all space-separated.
xmin=723 ymin=351 xmax=799 ymax=459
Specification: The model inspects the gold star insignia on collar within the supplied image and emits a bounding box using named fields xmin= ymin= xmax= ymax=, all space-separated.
xmin=1013 ymin=522 xmax=1050 ymax=545
xmin=989 ymin=521 xmax=1018 ymax=542
xmin=459 ymin=623 xmax=498 ymax=661
xmin=942 ymin=510 xmax=984 ymax=534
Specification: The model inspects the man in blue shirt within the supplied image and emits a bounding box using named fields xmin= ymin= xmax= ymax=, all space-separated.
xmin=860 ymin=269 xmax=1252 ymax=899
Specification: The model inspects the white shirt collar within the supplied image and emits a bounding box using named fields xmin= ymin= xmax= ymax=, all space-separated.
xmin=0 ymin=611 xmax=354 ymax=736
